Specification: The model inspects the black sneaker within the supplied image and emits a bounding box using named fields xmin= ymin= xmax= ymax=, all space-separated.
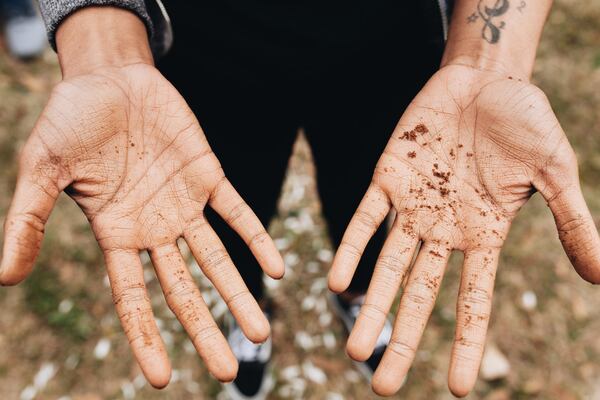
xmin=330 ymin=294 xmax=392 ymax=380
xmin=223 ymin=312 xmax=274 ymax=400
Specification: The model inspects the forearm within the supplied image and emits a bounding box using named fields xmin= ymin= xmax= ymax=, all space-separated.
xmin=441 ymin=0 xmax=552 ymax=80
xmin=56 ymin=6 xmax=153 ymax=79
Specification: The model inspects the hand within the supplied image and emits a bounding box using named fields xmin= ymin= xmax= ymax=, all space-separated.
xmin=328 ymin=64 xmax=600 ymax=397
xmin=0 ymin=62 xmax=284 ymax=387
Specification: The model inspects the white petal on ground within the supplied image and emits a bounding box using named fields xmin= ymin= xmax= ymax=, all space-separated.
xmin=301 ymin=296 xmax=316 ymax=311
xmin=264 ymin=274 xmax=282 ymax=289
xmin=188 ymin=259 xmax=202 ymax=277
xmin=302 ymin=361 xmax=327 ymax=384
xmin=183 ymin=340 xmax=196 ymax=354
xmin=345 ymin=370 xmax=361 ymax=383
xmin=186 ymin=381 xmax=201 ymax=394
xmin=274 ymin=237 xmax=291 ymax=250
xmin=323 ymin=332 xmax=336 ymax=349
xmin=295 ymin=331 xmax=315 ymax=350
xmin=521 ymin=291 xmax=537 ymax=311
xmin=58 ymin=299 xmax=73 ymax=314
xmin=481 ymin=344 xmax=511 ymax=381
xmin=315 ymin=297 xmax=328 ymax=313
xmin=326 ymin=392 xmax=344 ymax=400
xmin=139 ymin=251 xmax=151 ymax=265
xmin=201 ymin=287 xmax=218 ymax=307
xmin=20 ymin=386 xmax=36 ymax=400
xmin=317 ymin=249 xmax=333 ymax=263
xmin=121 ymin=382 xmax=135 ymax=400
xmin=278 ymin=384 xmax=293 ymax=398
xmin=306 ymin=261 xmax=320 ymax=274
xmin=280 ymin=365 xmax=301 ymax=381
xmin=319 ymin=312 xmax=332 ymax=327
xmin=310 ymin=278 xmax=328 ymax=295
xmin=133 ymin=374 xmax=146 ymax=389
xmin=33 ymin=362 xmax=57 ymax=390
xmin=93 ymin=338 xmax=111 ymax=360
xmin=143 ymin=268 xmax=155 ymax=283
xmin=64 ymin=354 xmax=79 ymax=370
xmin=289 ymin=377 xmax=307 ymax=394
xmin=284 ymin=252 xmax=300 ymax=268
xmin=211 ymin=298 xmax=228 ymax=320
xmin=161 ymin=330 xmax=174 ymax=348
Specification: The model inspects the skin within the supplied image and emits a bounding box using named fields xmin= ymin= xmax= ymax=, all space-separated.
xmin=0 ymin=7 xmax=284 ymax=388
xmin=1 ymin=0 xmax=597 ymax=396
xmin=329 ymin=0 xmax=600 ymax=397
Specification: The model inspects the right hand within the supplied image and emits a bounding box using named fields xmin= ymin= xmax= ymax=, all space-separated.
xmin=0 ymin=8 xmax=284 ymax=388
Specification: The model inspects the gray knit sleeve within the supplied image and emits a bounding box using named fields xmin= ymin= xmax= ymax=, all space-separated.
xmin=38 ymin=0 xmax=153 ymax=51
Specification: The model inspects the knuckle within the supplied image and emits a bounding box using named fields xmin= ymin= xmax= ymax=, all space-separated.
xmin=226 ymin=202 xmax=250 ymax=226
xmin=338 ymin=241 xmax=362 ymax=258
xmin=354 ymin=210 xmax=379 ymax=232
xmin=388 ymin=338 xmax=416 ymax=360
xmin=191 ymin=324 xmax=221 ymax=344
xmin=458 ymin=286 xmax=491 ymax=307
xmin=202 ymin=249 xmax=231 ymax=273
xmin=377 ymin=254 xmax=406 ymax=277
xmin=164 ymin=280 xmax=198 ymax=312
xmin=558 ymin=215 xmax=587 ymax=236
xmin=225 ymin=290 xmax=251 ymax=308
xmin=359 ymin=303 xmax=387 ymax=321
xmin=248 ymin=230 xmax=269 ymax=248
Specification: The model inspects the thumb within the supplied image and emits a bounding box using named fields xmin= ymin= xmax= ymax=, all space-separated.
xmin=0 ymin=150 xmax=62 ymax=286
xmin=534 ymin=139 xmax=600 ymax=284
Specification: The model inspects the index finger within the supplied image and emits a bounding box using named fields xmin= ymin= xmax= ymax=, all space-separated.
xmin=329 ymin=184 xmax=391 ymax=293
xmin=209 ymin=178 xmax=284 ymax=279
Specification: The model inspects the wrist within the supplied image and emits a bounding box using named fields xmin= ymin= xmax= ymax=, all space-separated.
xmin=56 ymin=6 xmax=153 ymax=79
xmin=440 ymin=0 xmax=553 ymax=82
xmin=440 ymin=48 xmax=530 ymax=82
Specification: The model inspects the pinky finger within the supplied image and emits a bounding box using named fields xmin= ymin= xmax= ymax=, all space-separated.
xmin=105 ymin=249 xmax=171 ymax=388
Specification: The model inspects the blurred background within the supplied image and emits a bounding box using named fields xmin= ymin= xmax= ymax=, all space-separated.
xmin=0 ymin=0 xmax=599 ymax=399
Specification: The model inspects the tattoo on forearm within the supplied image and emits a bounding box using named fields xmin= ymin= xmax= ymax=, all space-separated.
xmin=466 ymin=0 xmax=522 ymax=44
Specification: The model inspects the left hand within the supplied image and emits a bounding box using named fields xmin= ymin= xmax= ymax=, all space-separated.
xmin=328 ymin=64 xmax=600 ymax=397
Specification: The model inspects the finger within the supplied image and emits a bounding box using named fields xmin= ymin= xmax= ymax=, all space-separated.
xmin=0 ymin=165 xmax=60 ymax=286
xmin=184 ymin=218 xmax=269 ymax=343
xmin=372 ymin=242 xmax=449 ymax=397
xmin=105 ymin=249 xmax=171 ymax=388
xmin=150 ymin=244 xmax=238 ymax=382
xmin=347 ymin=221 xmax=419 ymax=361
xmin=209 ymin=178 xmax=284 ymax=279
xmin=329 ymin=184 xmax=391 ymax=293
xmin=448 ymin=247 xmax=500 ymax=398
xmin=537 ymin=165 xmax=600 ymax=284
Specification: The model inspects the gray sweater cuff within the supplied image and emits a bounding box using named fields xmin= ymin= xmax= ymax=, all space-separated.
xmin=38 ymin=0 xmax=153 ymax=52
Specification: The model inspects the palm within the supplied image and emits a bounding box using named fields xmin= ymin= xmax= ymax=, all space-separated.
xmin=1 ymin=64 xmax=284 ymax=387
xmin=330 ymin=65 xmax=600 ymax=396
xmin=54 ymin=66 xmax=219 ymax=249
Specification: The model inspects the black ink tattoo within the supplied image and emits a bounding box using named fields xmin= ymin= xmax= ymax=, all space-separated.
xmin=473 ymin=0 xmax=511 ymax=44
xmin=517 ymin=1 xmax=526 ymax=12
xmin=467 ymin=12 xmax=479 ymax=23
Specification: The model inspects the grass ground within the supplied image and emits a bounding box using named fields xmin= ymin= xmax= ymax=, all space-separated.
xmin=0 ymin=0 xmax=599 ymax=398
